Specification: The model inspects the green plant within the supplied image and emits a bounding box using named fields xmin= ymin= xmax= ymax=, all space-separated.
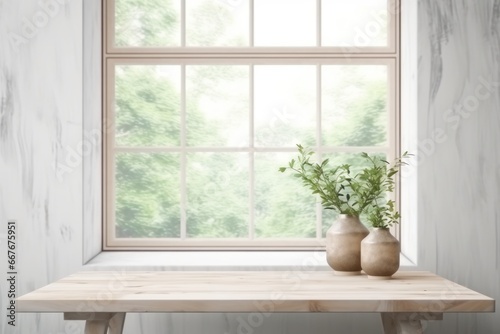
xmin=279 ymin=145 xmax=360 ymax=215
xmin=360 ymin=152 xmax=409 ymax=228
xmin=367 ymin=199 xmax=400 ymax=228
xmin=279 ymin=145 xmax=409 ymax=227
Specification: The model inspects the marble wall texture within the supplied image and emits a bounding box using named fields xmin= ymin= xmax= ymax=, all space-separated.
xmin=0 ymin=0 xmax=499 ymax=333
xmin=417 ymin=0 xmax=500 ymax=332
xmin=0 ymin=0 xmax=84 ymax=333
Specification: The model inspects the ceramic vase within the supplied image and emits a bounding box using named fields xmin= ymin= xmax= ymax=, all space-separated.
xmin=361 ymin=227 xmax=400 ymax=279
xmin=326 ymin=214 xmax=369 ymax=275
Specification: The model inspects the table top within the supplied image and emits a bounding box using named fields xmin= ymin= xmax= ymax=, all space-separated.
xmin=17 ymin=271 xmax=494 ymax=313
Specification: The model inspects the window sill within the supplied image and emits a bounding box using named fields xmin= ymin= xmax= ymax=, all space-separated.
xmin=84 ymin=251 xmax=415 ymax=271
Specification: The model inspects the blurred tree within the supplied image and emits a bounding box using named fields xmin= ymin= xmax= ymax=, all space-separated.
xmin=186 ymin=153 xmax=249 ymax=238
xmin=115 ymin=66 xmax=181 ymax=146
xmin=116 ymin=153 xmax=180 ymax=237
xmin=186 ymin=0 xmax=245 ymax=46
xmin=254 ymin=153 xmax=317 ymax=238
xmin=115 ymin=0 xmax=179 ymax=46
xmin=332 ymin=80 xmax=387 ymax=147
xmin=113 ymin=1 xmax=389 ymax=241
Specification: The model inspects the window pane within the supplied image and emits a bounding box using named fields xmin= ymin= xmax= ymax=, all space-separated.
xmin=115 ymin=65 xmax=181 ymax=147
xmin=322 ymin=65 xmax=388 ymax=146
xmin=186 ymin=66 xmax=249 ymax=146
xmin=115 ymin=153 xmax=181 ymax=238
xmin=322 ymin=0 xmax=388 ymax=47
xmin=115 ymin=0 xmax=181 ymax=47
xmin=187 ymin=153 xmax=249 ymax=238
xmin=254 ymin=65 xmax=316 ymax=147
xmin=255 ymin=152 xmax=316 ymax=238
xmin=186 ymin=0 xmax=249 ymax=46
xmin=254 ymin=0 xmax=316 ymax=46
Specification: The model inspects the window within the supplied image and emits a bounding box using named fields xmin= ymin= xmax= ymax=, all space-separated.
xmin=103 ymin=0 xmax=400 ymax=250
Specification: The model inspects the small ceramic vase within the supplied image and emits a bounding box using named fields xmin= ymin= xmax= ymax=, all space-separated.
xmin=361 ymin=227 xmax=400 ymax=279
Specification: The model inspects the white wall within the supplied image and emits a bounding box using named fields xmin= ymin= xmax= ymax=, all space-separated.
xmin=0 ymin=0 xmax=499 ymax=333
xmin=0 ymin=0 xmax=84 ymax=333
xmin=417 ymin=0 xmax=500 ymax=332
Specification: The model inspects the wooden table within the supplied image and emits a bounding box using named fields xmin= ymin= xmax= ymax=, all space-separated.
xmin=17 ymin=271 xmax=494 ymax=334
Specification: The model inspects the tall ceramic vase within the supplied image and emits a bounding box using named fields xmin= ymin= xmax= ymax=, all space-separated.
xmin=361 ymin=227 xmax=400 ymax=279
xmin=326 ymin=214 xmax=369 ymax=275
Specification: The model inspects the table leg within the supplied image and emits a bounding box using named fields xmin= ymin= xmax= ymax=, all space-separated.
xmin=381 ymin=313 xmax=442 ymax=334
xmin=84 ymin=320 xmax=109 ymax=334
xmin=108 ymin=313 xmax=126 ymax=334
xmin=64 ymin=312 xmax=125 ymax=334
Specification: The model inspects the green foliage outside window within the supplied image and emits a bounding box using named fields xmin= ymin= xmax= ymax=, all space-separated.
xmin=112 ymin=0 xmax=392 ymax=239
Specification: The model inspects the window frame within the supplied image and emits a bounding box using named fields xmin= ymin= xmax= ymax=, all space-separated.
xmin=102 ymin=0 xmax=402 ymax=250
xmin=105 ymin=0 xmax=399 ymax=54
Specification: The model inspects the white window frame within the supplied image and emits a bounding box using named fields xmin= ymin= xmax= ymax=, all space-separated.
xmin=102 ymin=0 xmax=403 ymax=251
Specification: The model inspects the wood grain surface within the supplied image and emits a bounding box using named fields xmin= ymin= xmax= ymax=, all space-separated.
xmin=17 ymin=271 xmax=494 ymax=313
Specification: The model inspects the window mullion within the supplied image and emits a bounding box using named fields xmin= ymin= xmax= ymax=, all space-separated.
xmin=249 ymin=64 xmax=255 ymax=240
xmin=180 ymin=64 xmax=187 ymax=239
xmin=316 ymin=64 xmax=322 ymax=239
